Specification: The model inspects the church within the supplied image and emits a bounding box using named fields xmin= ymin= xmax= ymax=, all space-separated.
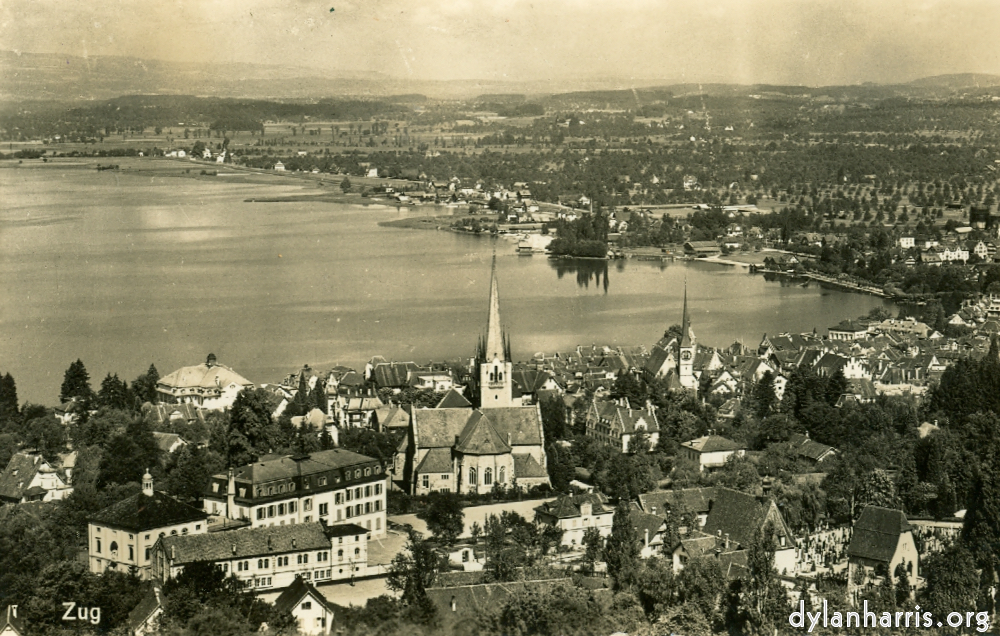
xmin=392 ymin=256 xmax=550 ymax=495
xmin=643 ymin=282 xmax=698 ymax=390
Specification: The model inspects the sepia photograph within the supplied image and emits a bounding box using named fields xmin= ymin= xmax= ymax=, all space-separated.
xmin=1 ymin=0 xmax=1000 ymax=634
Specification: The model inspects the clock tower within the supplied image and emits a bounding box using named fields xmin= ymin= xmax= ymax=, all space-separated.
xmin=479 ymin=254 xmax=515 ymax=408
xmin=678 ymin=281 xmax=696 ymax=389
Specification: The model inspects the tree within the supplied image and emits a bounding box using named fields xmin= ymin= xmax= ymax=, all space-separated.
xmin=340 ymin=177 xmax=352 ymax=193
xmin=418 ymin=492 xmax=464 ymax=545
xmin=386 ymin=529 xmax=441 ymax=625
xmin=540 ymin=395 xmax=568 ymax=441
xmin=130 ymin=364 xmax=160 ymax=404
xmin=856 ymin=468 xmax=898 ymax=512
xmin=604 ymin=500 xmax=641 ymax=590
xmin=714 ymin=453 xmax=762 ymax=494
xmin=545 ymin=441 xmax=575 ymax=492
xmin=675 ymin=555 xmax=726 ymax=621
xmin=0 ymin=372 xmax=18 ymax=425
xmin=97 ymin=415 xmax=160 ymax=488
xmin=750 ymin=371 xmax=777 ymax=419
xmin=582 ymin=526 xmax=603 ymax=574
xmin=98 ymin=373 xmax=132 ymax=410
xmin=60 ymin=359 xmax=94 ymax=403
xmin=165 ymin=445 xmax=226 ymax=501
xmin=228 ymin=388 xmax=279 ymax=464
xmin=919 ymin=545 xmax=979 ymax=621
xmin=726 ymin=523 xmax=788 ymax=636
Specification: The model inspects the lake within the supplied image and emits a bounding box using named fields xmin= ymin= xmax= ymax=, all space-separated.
xmin=0 ymin=160 xmax=893 ymax=404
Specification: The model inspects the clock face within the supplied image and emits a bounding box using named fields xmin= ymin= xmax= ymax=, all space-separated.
xmin=681 ymin=351 xmax=692 ymax=361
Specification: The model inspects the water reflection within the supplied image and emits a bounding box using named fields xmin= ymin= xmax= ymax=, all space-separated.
xmin=548 ymin=258 xmax=610 ymax=292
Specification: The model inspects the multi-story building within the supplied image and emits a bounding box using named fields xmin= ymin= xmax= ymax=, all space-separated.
xmin=533 ymin=492 xmax=614 ymax=547
xmin=88 ymin=472 xmax=208 ymax=579
xmin=0 ymin=452 xmax=73 ymax=503
xmin=203 ymin=449 xmax=388 ymax=537
xmin=584 ymin=398 xmax=660 ymax=453
xmin=152 ymin=522 xmax=368 ymax=591
xmin=156 ymin=353 xmax=254 ymax=410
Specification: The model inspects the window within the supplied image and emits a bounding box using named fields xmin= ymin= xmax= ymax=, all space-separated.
xmin=279 ymin=485 xmax=285 ymax=493
xmin=318 ymin=477 xmax=327 ymax=486
xmin=257 ymin=508 xmax=265 ymax=520
xmin=484 ymin=468 xmax=492 ymax=485
xmin=289 ymin=483 xmax=295 ymax=491
xmin=268 ymin=487 xmax=274 ymax=495
xmin=170 ymin=530 xmax=177 ymax=536
xmin=376 ymin=517 xmax=381 ymax=531
xmin=365 ymin=468 xmax=371 ymax=476
xmin=469 ymin=468 xmax=477 ymax=485
xmin=195 ymin=524 xmax=201 ymax=531
xmin=110 ymin=541 xmax=119 ymax=557
xmin=365 ymin=502 xmax=371 ymax=514
xmin=129 ymin=546 xmax=134 ymax=561
xmin=421 ymin=475 xmax=429 ymax=488
xmin=499 ymin=466 xmax=506 ymax=484
xmin=374 ymin=466 xmax=381 ymax=474
xmin=258 ymin=559 xmax=264 ymax=569
xmin=355 ymin=469 xmax=361 ymax=478
xmin=319 ymin=503 xmax=329 ymax=516
xmin=145 ymin=534 xmax=150 ymax=541
xmin=239 ymin=488 xmax=246 ymax=498
xmin=346 ymin=490 xmax=352 ymax=502
xmin=302 ymin=602 xmax=312 ymax=610
xmin=182 ymin=527 xmax=188 ymax=535
xmin=376 ymin=483 xmax=383 ymax=495
xmin=354 ymin=548 xmax=360 ymax=557
xmin=96 ymin=539 xmax=102 ymax=553
xmin=335 ymin=492 xmax=343 ymax=504
xmin=278 ymin=503 xmax=286 ymax=516
xmin=374 ymin=500 xmax=381 ymax=511
xmin=355 ymin=487 xmax=361 ymax=499
xmin=212 ymin=482 xmax=220 ymax=493
xmin=267 ymin=505 xmax=275 ymax=518
xmin=356 ymin=504 xmax=362 ymax=516
xmin=304 ymin=516 xmax=311 ymax=523
xmin=338 ymin=549 xmax=343 ymax=561
xmin=304 ymin=499 xmax=312 ymax=512
xmin=345 ymin=506 xmax=352 ymax=519
xmin=145 ymin=548 xmax=151 ymax=561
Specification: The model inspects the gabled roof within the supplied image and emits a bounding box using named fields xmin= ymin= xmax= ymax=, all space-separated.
xmin=681 ymin=435 xmax=742 ymax=454
xmin=273 ymin=576 xmax=336 ymax=616
xmin=630 ymin=509 xmax=667 ymax=543
xmin=638 ymin=487 xmax=715 ymax=516
xmin=788 ymin=434 xmax=837 ymax=462
xmin=416 ymin=448 xmax=455 ymax=474
xmin=160 ymin=522 xmax=331 ymax=564
xmin=371 ymin=362 xmax=420 ymax=388
xmin=90 ymin=490 xmax=208 ymax=532
xmin=126 ymin=584 xmax=163 ymax=633
xmin=702 ymin=488 xmax=793 ymax=549
xmin=152 ymin=432 xmax=187 ymax=453
xmin=1 ymin=606 xmax=26 ymax=636
xmin=0 ymin=452 xmax=50 ymax=501
xmin=534 ymin=492 xmax=610 ymax=519
xmin=374 ymin=405 xmax=410 ymax=429
xmin=436 ymin=389 xmax=473 ymax=409
xmin=848 ymin=506 xmax=912 ymax=563
xmin=220 ymin=448 xmax=377 ymax=486
xmin=513 ymin=453 xmax=547 ymax=478
xmin=456 ymin=412 xmax=512 ymax=456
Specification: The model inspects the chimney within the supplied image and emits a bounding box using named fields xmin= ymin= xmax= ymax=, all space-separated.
xmin=292 ymin=539 xmax=296 ymax=549
xmin=651 ymin=506 xmax=657 ymax=515
xmin=724 ymin=533 xmax=730 ymax=549
xmin=644 ymin=528 xmax=649 ymax=547
xmin=267 ymin=536 xmax=272 ymax=551
xmin=171 ymin=546 xmax=175 ymax=560
xmin=10 ymin=606 xmax=16 ymax=619
xmin=717 ymin=529 xmax=722 ymax=538
xmin=507 ymin=432 xmax=512 ymax=446
xmin=231 ymin=544 xmax=236 ymax=555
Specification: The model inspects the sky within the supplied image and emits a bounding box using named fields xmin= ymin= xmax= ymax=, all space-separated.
xmin=1 ymin=0 xmax=999 ymax=85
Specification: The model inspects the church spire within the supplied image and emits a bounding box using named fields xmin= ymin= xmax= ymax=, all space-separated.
xmin=680 ymin=279 xmax=693 ymax=347
xmin=485 ymin=252 xmax=505 ymax=361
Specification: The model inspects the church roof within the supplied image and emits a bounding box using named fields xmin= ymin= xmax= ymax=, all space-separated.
xmin=416 ymin=448 xmax=455 ymax=474
xmin=456 ymin=412 xmax=512 ymax=455
xmin=513 ymin=453 xmax=548 ymax=478
xmin=436 ymin=388 xmax=473 ymax=409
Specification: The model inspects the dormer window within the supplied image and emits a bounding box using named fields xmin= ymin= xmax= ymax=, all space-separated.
xmin=212 ymin=483 xmax=220 ymax=493
xmin=239 ymin=488 xmax=246 ymax=498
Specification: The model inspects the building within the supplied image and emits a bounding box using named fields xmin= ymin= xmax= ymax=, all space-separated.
xmin=152 ymin=522 xmax=368 ymax=591
xmin=156 ymin=354 xmax=254 ymax=410
xmin=533 ymin=492 xmax=614 ymax=547
xmin=846 ymin=506 xmax=918 ymax=605
xmin=271 ymin=576 xmax=338 ymax=635
xmin=203 ymin=449 xmax=388 ymax=537
xmin=679 ymin=435 xmax=744 ymax=471
xmin=125 ymin=584 xmax=164 ymax=636
xmin=684 ymin=241 xmax=720 ymax=257
xmin=88 ymin=472 xmax=209 ymax=579
xmin=642 ymin=282 xmax=697 ymax=390
xmin=828 ymin=320 xmax=869 ymax=341
xmin=788 ymin=433 xmax=837 ymax=463
xmin=0 ymin=452 xmax=73 ymax=503
xmin=637 ymin=487 xmax=715 ymax=527
xmin=0 ymin=606 xmax=25 ymax=636
xmin=393 ymin=256 xmax=549 ymax=495
xmin=674 ymin=487 xmax=796 ymax=576
xmin=630 ymin=508 xmax=669 ymax=559
xmin=584 ymin=398 xmax=660 ymax=453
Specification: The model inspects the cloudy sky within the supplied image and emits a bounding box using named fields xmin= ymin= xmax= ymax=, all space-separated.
xmin=1 ymin=0 xmax=999 ymax=85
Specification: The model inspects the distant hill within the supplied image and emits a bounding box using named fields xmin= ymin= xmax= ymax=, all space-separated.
xmin=906 ymin=73 xmax=1000 ymax=89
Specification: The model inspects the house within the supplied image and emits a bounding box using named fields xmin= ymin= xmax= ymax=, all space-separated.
xmin=674 ymin=487 xmax=796 ymax=576
xmin=584 ymin=398 xmax=660 ymax=453
xmin=125 ymin=584 xmax=164 ymax=636
xmin=274 ymin=162 xmax=285 ymax=171
xmin=393 ymin=257 xmax=549 ymax=495
xmin=0 ymin=606 xmax=25 ymax=636
xmin=630 ymin=508 xmax=669 ymax=558
xmin=152 ymin=432 xmax=188 ymax=455
xmin=788 ymin=433 xmax=837 ymax=463
xmin=156 ymin=354 xmax=254 ymax=410
xmin=373 ymin=404 xmax=412 ymax=431
xmin=835 ymin=378 xmax=879 ymax=407
xmin=0 ymin=452 xmax=73 ymax=503
xmin=341 ymin=396 xmax=384 ymax=428
xmin=425 ymin=579 xmax=575 ymax=635
xmin=679 ymin=435 xmax=745 ymax=471
xmin=533 ymin=492 xmax=614 ymax=547
xmin=898 ymin=237 xmax=915 ymax=249
xmin=202 ymin=449 xmax=388 ymax=537
xmin=846 ymin=506 xmax=918 ymax=605
xmin=828 ymin=320 xmax=869 ymax=341
xmin=88 ymin=472 xmax=208 ymax=579
xmin=684 ymin=241 xmax=721 ymax=257
xmin=270 ymin=575 xmax=338 ymax=635
xmin=152 ymin=522 xmax=368 ymax=590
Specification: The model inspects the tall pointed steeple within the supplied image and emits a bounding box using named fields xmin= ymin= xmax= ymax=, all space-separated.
xmin=485 ymin=252 xmax=505 ymax=361
xmin=680 ymin=279 xmax=694 ymax=347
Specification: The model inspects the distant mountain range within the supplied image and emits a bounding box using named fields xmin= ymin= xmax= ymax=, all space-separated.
xmin=2 ymin=50 xmax=999 ymax=102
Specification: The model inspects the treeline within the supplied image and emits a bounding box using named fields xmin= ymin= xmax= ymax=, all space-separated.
xmin=547 ymin=212 xmax=609 ymax=257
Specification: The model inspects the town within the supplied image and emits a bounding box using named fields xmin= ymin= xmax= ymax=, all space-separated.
xmin=1 ymin=246 xmax=999 ymax=636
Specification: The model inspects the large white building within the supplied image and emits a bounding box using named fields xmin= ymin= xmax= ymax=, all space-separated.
xmin=203 ymin=449 xmax=388 ymax=537
xmin=88 ymin=472 xmax=209 ymax=579
xmin=156 ymin=353 xmax=254 ymax=410
xmin=534 ymin=493 xmax=614 ymax=547
xmin=152 ymin=522 xmax=368 ymax=591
